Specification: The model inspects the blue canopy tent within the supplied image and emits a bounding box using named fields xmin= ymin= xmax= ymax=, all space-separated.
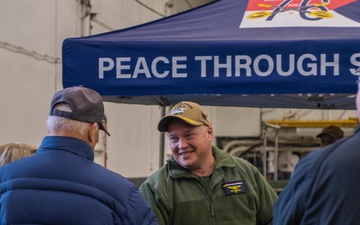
xmin=62 ymin=0 xmax=360 ymax=167
xmin=62 ymin=0 xmax=360 ymax=110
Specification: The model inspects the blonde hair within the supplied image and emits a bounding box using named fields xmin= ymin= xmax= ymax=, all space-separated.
xmin=0 ymin=143 xmax=37 ymax=166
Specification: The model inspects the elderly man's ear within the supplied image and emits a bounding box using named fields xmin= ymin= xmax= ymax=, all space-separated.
xmin=88 ymin=123 xmax=99 ymax=149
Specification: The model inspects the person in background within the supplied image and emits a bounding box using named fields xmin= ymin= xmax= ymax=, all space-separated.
xmin=0 ymin=86 xmax=157 ymax=225
xmin=316 ymin=125 xmax=344 ymax=147
xmin=0 ymin=142 xmax=37 ymax=166
xmin=140 ymin=101 xmax=277 ymax=225
xmin=273 ymin=81 xmax=360 ymax=225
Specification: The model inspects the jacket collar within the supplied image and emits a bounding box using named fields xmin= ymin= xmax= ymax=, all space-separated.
xmin=36 ymin=136 xmax=95 ymax=161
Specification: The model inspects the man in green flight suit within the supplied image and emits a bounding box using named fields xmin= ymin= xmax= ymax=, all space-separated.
xmin=140 ymin=101 xmax=277 ymax=225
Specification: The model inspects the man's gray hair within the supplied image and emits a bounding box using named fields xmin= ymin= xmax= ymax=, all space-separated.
xmin=46 ymin=103 xmax=91 ymax=136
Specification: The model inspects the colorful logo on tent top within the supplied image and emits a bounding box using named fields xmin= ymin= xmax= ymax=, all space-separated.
xmin=239 ymin=0 xmax=360 ymax=28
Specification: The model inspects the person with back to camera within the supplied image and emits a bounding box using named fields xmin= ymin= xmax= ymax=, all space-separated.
xmin=0 ymin=142 xmax=37 ymax=166
xmin=140 ymin=101 xmax=278 ymax=225
xmin=273 ymin=79 xmax=360 ymax=225
xmin=0 ymin=86 xmax=157 ymax=225
xmin=316 ymin=125 xmax=344 ymax=147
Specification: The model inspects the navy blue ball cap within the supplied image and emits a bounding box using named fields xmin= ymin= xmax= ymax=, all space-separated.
xmin=50 ymin=86 xmax=110 ymax=136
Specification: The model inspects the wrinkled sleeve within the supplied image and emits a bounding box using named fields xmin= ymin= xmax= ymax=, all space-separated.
xmin=125 ymin=187 xmax=159 ymax=225
xmin=140 ymin=180 xmax=168 ymax=225
xmin=273 ymin=152 xmax=317 ymax=225
xmin=253 ymin=167 xmax=278 ymax=225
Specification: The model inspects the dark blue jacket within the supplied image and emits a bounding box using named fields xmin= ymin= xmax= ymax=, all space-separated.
xmin=0 ymin=136 xmax=158 ymax=225
xmin=274 ymin=126 xmax=360 ymax=225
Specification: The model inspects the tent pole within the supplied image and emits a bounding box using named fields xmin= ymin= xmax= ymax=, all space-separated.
xmin=262 ymin=128 xmax=267 ymax=178
xmin=159 ymin=105 xmax=166 ymax=168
